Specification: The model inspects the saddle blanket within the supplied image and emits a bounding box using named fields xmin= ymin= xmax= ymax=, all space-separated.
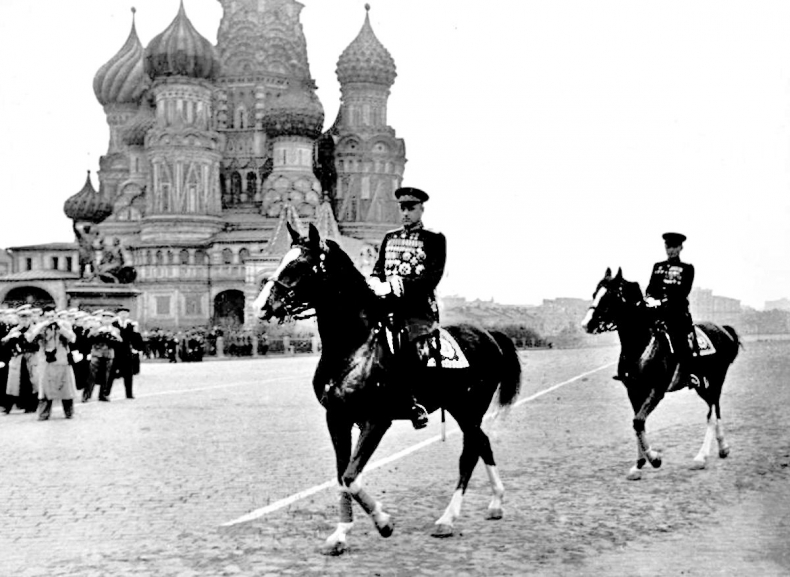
xmin=419 ymin=328 xmax=470 ymax=369
xmin=692 ymin=326 xmax=716 ymax=357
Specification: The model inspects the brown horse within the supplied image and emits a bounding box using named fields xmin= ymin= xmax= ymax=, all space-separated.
xmin=581 ymin=268 xmax=740 ymax=480
xmin=253 ymin=224 xmax=522 ymax=554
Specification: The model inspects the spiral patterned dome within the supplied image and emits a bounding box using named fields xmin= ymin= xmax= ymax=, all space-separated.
xmin=93 ymin=9 xmax=148 ymax=106
xmin=63 ymin=172 xmax=114 ymax=224
xmin=336 ymin=5 xmax=396 ymax=87
xmin=120 ymin=95 xmax=156 ymax=147
xmin=262 ymin=87 xmax=325 ymax=140
xmin=144 ymin=1 xmax=220 ymax=81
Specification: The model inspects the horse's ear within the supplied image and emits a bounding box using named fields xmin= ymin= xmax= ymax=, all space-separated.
xmin=615 ymin=267 xmax=622 ymax=279
xmin=604 ymin=267 xmax=612 ymax=280
xmin=286 ymin=222 xmax=300 ymax=244
xmin=307 ymin=223 xmax=321 ymax=248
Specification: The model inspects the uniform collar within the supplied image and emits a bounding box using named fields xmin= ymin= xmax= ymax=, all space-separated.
xmin=403 ymin=222 xmax=424 ymax=232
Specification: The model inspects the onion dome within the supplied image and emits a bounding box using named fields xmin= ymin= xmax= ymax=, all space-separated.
xmin=144 ymin=1 xmax=220 ymax=81
xmin=63 ymin=172 xmax=114 ymax=224
xmin=120 ymin=95 xmax=156 ymax=147
xmin=93 ymin=8 xmax=148 ymax=106
xmin=262 ymin=87 xmax=325 ymax=140
xmin=336 ymin=4 xmax=397 ymax=87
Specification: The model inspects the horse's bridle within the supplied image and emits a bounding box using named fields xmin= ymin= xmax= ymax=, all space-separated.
xmin=265 ymin=248 xmax=328 ymax=321
xmin=586 ymin=282 xmax=625 ymax=333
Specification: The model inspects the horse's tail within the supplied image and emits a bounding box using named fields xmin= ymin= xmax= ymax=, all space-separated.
xmin=723 ymin=325 xmax=742 ymax=359
xmin=489 ymin=330 xmax=522 ymax=407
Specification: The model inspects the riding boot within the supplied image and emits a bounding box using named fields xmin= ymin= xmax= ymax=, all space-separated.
xmin=63 ymin=399 xmax=74 ymax=419
xmin=38 ymin=400 xmax=52 ymax=421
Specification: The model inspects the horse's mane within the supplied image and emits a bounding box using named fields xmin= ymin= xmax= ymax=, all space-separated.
xmin=324 ymin=239 xmax=368 ymax=289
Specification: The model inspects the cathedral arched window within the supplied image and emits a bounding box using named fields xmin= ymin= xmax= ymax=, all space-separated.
xmin=235 ymin=105 xmax=247 ymax=130
xmin=155 ymin=250 xmax=164 ymax=265
xmin=230 ymin=172 xmax=242 ymax=203
xmin=246 ymin=172 xmax=257 ymax=198
xmin=238 ymin=248 xmax=250 ymax=263
xmin=222 ymin=248 xmax=234 ymax=265
xmin=179 ymin=249 xmax=190 ymax=265
xmin=194 ymin=250 xmax=207 ymax=265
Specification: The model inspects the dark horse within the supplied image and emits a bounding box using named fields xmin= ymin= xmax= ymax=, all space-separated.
xmin=581 ymin=268 xmax=740 ymax=480
xmin=253 ymin=224 xmax=522 ymax=554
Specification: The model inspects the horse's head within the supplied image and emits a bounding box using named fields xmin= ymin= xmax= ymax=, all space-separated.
xmin=253 ymin=222 xmax=327 ymax=322
xmin=581 ymin=267 xmax=643 ymax=334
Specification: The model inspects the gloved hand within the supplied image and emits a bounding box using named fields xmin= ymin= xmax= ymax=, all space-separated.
xmin=387 ymin=276 xmax=404 ymax=297
xmin=367 ymin=277 xmax=392 ymax=297
xmin=644 ymin=297 xmax=662 ymax=308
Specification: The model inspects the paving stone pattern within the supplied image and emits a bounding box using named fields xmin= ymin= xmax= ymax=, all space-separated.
xmin=1 ymin=342 xmax=788 ymax=576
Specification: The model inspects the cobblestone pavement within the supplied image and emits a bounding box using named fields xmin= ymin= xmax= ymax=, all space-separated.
xmin=1 ymin=340 xmax=788 ymax=576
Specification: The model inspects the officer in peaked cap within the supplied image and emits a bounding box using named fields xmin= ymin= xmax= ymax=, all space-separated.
xmin=394 ymin=187 xmax=430 ymax=203
xmin=645 ymin=231 xmax=697 ymax=390
xmin=367 ymin=186 xmax=446 ymax=429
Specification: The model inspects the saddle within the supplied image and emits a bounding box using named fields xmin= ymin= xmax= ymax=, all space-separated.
xmin=381 ymin=323 xmax=469 ymax=370
xmin=647 ymin=323 xmax=714 ymax=391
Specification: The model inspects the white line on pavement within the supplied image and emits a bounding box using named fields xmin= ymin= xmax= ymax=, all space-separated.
xmin=220 ymin=361 xmax=616 ymax=527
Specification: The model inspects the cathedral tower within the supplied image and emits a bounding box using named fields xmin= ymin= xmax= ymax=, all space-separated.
xmin=93 ymin=8 xmax=149 ymax=204
xmin=214 ymin=0 xmax=317 ymax=210
xmin=139 ymin=1 xmax=224 ymax=243
xmin=333 ymin=4 xmax=405 ymax=244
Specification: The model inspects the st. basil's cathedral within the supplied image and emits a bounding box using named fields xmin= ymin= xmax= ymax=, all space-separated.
xmin=0 ymin=0 xmax=408 ymax=329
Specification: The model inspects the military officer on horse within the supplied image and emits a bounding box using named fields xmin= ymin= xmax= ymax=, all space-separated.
xmin=367 ymin=187 xmax=447 ymax=429
xmin=644 ymin=232 xmax=697 ymax=391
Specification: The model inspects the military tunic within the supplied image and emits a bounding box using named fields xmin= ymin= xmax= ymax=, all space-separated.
xmin=372 ymin=224 xmax=446 ymax=341
xmin=646 ymin=257 xmax=695 ymax=354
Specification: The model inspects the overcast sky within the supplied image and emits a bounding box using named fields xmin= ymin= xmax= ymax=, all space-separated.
xmin=1 ymin=0 xmax=788 ymax=309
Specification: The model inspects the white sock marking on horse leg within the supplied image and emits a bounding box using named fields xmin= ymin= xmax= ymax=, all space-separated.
xmin=694 ymin=415 xmax=716 ymax=466
xmin=716 ymin=418 xmax=730 ymax=456
xmin=325 ymin=522 xmax=354 ymax=548
xmin=371 ymin=501 xmax=391 ymax=530
xmin=485 ymin=465 xmax=505 ymax=512
xmin=435 ymin=489 xmax=464 ymax=527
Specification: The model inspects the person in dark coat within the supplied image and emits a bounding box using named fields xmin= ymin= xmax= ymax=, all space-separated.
xmin=111 ymin=307 xmax=143 ymax=399
xmin=83 ymin=311 xmax=122 ymax=402
xmin=645 ymin=232 xmax=696 ymax=390
xmin=368 ymin=187 xmax=446 ymax=429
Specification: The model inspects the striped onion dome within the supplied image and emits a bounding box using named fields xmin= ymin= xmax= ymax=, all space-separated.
xmin=63 ymin=172 xmax=114 ymax=224
xmin=93 ymin=8 xmax=148 ymax=106
xmin=144 ymin=1 xmax=220 ymax=81
xmin=262 ymin=87 xmax=325 ymax=140
xmin=336 ymin=4 xmax=396 ymax=87
xmin=120 ymin=95 xmax=156 ymax=146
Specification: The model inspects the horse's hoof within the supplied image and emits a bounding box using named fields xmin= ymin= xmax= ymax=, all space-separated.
xmin=377 ymin=521 xmax=394 ymax=538
xmin=321 ymin=541 xmax=348 ymax=556
xmin=691 ymin=459 xmax=706 ymax=470
xmin=626 ymin=469 xmax=643 ymax=481
xmin=719 ymin=446 xmax=730 ymax=459
xmin=431 ymin=523 xmax=454 ymax=538
xmin=485 ymin=508 xmax=503 ymax=520
xmin=646 ymin=450 xmax=662 ymax=469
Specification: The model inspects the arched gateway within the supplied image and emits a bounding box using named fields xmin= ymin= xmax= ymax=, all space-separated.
xmin=2 ymin=286 xmax=56 ymax=309
xmin=213 ymin=290 xmax=245 ymax=329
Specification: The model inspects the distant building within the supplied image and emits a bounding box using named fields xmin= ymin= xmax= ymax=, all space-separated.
xmin=765 ymin=298 xmax=790 ymax=312
xmin=689 ymin=288 xmax=742 ymax=326
xmin=0 ymin=250 xmax=11 ymax=277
